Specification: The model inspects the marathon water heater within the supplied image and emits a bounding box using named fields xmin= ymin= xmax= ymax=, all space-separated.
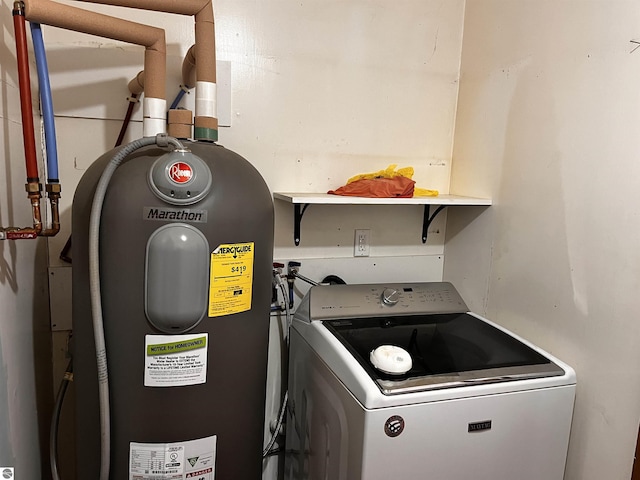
xmin=72 ymin=141 xmax=273 ymax=479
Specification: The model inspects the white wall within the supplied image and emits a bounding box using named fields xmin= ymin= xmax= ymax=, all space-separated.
xmin=21 ymin=1 xmax=466 ymax=479
xmin=43 ymin=0 xmax=466 ymax=271
xmin=11 ymin=0 xmax=637 ymax=478
xmin=0 ymin=1 xmax=53 ymax=474
xmin=446 ymin=1 xmax=640 ymax=479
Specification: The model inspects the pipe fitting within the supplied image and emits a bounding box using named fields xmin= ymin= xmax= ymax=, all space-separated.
xmin=40 ymin=190 xmax=61 ymax=237
xmin=3 ymin=183 xmax=61 ymax=239
xmin=46 ymin=182 xmax=61 ymax=194
xmin=25 ymin=182 xmax=42 ymax=194
xmin=0 ymin=228 xmax=39 ymax=240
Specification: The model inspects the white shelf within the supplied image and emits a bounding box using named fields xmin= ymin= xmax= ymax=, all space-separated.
xmin=273 ymin=192 xmax=492 ymax=206
xmin=273 ymin=192 xmax=492 ymax=246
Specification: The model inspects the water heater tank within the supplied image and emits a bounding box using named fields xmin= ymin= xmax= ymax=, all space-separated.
xmin=72 ymin=141 xmax=274 ymax=479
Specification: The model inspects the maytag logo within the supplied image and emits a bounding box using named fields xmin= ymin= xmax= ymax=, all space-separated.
xmin=468 ymin=420 xmax=492 ymax=433
xmin=144 ymin=207 xmax=207 ymax=223
xmin=384 ymin=415 xmax=405 ymax=437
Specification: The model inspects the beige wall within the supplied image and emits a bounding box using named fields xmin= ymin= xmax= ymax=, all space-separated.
xmin=447 ymin=1 xmax=640 ymax=479
xmin=0 ymin=1 xmax=53 ymax=473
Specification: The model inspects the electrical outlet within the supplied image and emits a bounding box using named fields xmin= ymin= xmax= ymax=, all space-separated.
xmin=354 ymin=229 xmax=370 ymax=257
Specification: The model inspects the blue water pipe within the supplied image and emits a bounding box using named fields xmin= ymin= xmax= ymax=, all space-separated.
xmin=30 ymin=23 xmax=59 ymax=182
xmin=169 ymin=88 xmax=187 ymax=110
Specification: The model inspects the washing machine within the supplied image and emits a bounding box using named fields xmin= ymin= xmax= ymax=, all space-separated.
xmin=284 ymin=282 xmax=576 ymax=480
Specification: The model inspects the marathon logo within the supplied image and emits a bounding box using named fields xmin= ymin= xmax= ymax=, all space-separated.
xmin=144 ymin=207 xmax=208 ymax=223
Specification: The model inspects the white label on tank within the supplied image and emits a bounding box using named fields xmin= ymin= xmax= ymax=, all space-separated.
xmin=129 ymin=435 xmax=216 ymax=480
xmin=144 ymin=333 xmax=208 ymax=387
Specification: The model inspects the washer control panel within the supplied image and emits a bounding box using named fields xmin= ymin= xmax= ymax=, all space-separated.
xmin=301 ymin=282 xmax=469 ymax=321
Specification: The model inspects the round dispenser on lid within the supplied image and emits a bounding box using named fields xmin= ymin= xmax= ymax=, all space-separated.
xmin=370 ymin=345 xmax=413 ymax=375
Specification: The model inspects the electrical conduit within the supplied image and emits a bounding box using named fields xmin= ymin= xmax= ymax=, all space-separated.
xmin=88 ymin=134 xmax=187 ymax=480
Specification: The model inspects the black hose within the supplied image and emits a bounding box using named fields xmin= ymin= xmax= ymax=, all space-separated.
xmin=115 ymin=93 xmax=138 ymax=147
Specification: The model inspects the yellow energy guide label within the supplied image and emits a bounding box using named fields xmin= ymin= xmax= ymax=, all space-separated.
xmin=208 ymin=242 xmax=254 ymax=317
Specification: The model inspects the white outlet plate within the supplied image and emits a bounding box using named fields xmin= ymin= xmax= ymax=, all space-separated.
xmin=354 ymin=229 xmax=370 ymax=257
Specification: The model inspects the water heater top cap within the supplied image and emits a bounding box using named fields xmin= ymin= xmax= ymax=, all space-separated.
xmin=148 ymin=149 xmax=212 ymax=205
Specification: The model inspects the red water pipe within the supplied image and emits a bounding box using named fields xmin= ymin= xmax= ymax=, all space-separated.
xmin=2 ymin=2 xmax=44 ymax=240
xmin=13 ymin=1 xmax=39 ymax=182
xmin=2 ymin=2 xmax=61 ymax=240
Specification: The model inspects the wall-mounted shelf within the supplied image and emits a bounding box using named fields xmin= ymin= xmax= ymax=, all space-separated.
xmin=273 ymin=192 xmax=492 ymax=245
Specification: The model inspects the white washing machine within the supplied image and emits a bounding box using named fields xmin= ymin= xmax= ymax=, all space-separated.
xmin=284 ymin=282 xmax=576 ymax=480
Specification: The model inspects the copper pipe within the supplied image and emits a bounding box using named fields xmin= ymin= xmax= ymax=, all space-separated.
xmin=13 ymin=2 xmax=40 ymax=182
xmin=41 ymin=183 xmax=61 ymax=237
xmin=29 ymin=194 xmax=43 ymax=234
xmin=1 ymin=188 xmax=60 ymax=239
xmin=1 ymin=192 xmax=41 ymax=240
xmin=1 ymin=181 xmax=62 ymax=240
xmin=1 ymin=227 xmax=38 ymax=240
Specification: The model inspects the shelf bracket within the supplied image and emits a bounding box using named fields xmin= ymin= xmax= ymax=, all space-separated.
xmin=293 ymin=203 xmax=310 ymax=246
xmin=422 ymin=205 xmax=447 ymax=243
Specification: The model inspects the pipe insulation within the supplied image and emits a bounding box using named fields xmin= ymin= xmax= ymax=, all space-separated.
xmin=12 ymin=2 xmax=39 ymax=182
xmin=182 ymin=44 xmax=197 ymax=89
xmin=24 ymin=0 xmax=167 ymax=136
xmin=77 ymin=0 xmax=218 ymax=141
xmin=30 ymin=22 xmax=59 ymax=182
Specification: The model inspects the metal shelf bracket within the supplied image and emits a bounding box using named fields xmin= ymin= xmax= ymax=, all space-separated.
xmin=422 ymin=205 xmax=447 ymax=243
xmin=294 ymin=203 xmax=310 ymax=245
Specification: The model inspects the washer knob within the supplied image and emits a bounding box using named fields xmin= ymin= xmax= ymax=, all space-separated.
xmin=381 ymin=288 xmax=400 ymax=306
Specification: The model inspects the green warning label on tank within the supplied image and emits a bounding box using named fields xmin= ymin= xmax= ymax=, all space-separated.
xmin=146 ymin=336 xmax=207 ymax=356
xmin=208 ymin=242 xmax=254 ymax=317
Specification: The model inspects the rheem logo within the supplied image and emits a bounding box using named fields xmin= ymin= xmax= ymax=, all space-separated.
xmin=168 ymin=162 xmax=193 ymax=184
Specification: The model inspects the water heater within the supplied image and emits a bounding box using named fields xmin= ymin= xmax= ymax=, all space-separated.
xmin=72 ymin=140 xmax=274 ymax=478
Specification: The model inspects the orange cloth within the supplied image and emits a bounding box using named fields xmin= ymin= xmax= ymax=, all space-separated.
xmin=328 ymin=164 xmax=438 ymax=198
xmin=328 ymin=176 xmax=415 ymax=198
